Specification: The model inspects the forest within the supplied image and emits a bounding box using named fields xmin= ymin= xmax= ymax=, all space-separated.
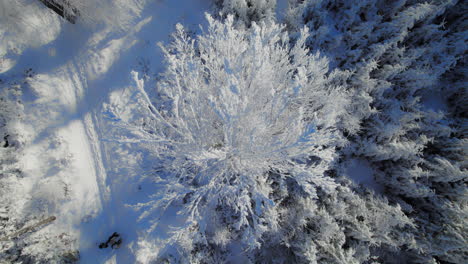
xmin=0 ymin=0 xmax=466 ymax=263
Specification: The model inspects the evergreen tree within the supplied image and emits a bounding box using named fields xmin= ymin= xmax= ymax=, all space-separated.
xmin=285 ymin=0 xmax=467 ymax=262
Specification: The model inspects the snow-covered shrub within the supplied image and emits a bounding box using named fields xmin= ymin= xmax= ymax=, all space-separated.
xmin=103 ymin=14 xmax=416 ymax=263
xmin=256 ymin=183 xmax=415 ymax=264
xmin=285 ymin=0 xmax=467 ymax=262
xmin=213 ymin=0 xmax=277 ymax=25
xmin=0 ymin=76 xmax=78 ymax=264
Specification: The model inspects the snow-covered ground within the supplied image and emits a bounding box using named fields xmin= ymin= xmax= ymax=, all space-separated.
xmin=1 ymin=0 xmax=211 ymax=262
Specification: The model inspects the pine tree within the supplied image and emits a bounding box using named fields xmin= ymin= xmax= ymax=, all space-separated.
xmin=285 ymin=0 xmax=467 ymax=262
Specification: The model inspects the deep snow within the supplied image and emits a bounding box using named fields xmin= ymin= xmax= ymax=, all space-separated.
xmin=1 ymin=0 xmax=211 ymax=262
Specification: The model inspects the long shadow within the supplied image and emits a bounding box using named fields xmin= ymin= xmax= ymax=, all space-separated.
xmin=76 ymin=1 xmax=215 ymax=262
xmin=11 ymin=1 xmax=215 ymax=262
xmin=4 ymin=22 xmax=90 ymax=78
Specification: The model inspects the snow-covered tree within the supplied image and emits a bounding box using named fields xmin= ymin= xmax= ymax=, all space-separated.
xmin=285 ymin=0 xmax=467 ymax=262
xmin=213 ymin=0 xmax=277 ymax=25
xmin=103 ymin=13 xmax=417 ymax=263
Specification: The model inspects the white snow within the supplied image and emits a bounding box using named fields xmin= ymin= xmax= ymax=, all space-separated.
xmin=275 ymin=0 xmax=289 ymax=22
xmin=1 ymin=0 xmax=211 ymax=262
xmin=421 ymin=90 xmax=449 ymax=113
xmin=345 ymin=158 xmax=384 ymax=194
xmin=0 ymin=0 xmax=62 ymax=73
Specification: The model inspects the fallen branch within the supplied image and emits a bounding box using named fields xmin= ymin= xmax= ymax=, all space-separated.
xmin=0 ymin=216 xmax=56 ymax=241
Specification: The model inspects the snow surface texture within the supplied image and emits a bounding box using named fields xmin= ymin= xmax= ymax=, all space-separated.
xmin=0 ymin=0 xmax=466 ymax=263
